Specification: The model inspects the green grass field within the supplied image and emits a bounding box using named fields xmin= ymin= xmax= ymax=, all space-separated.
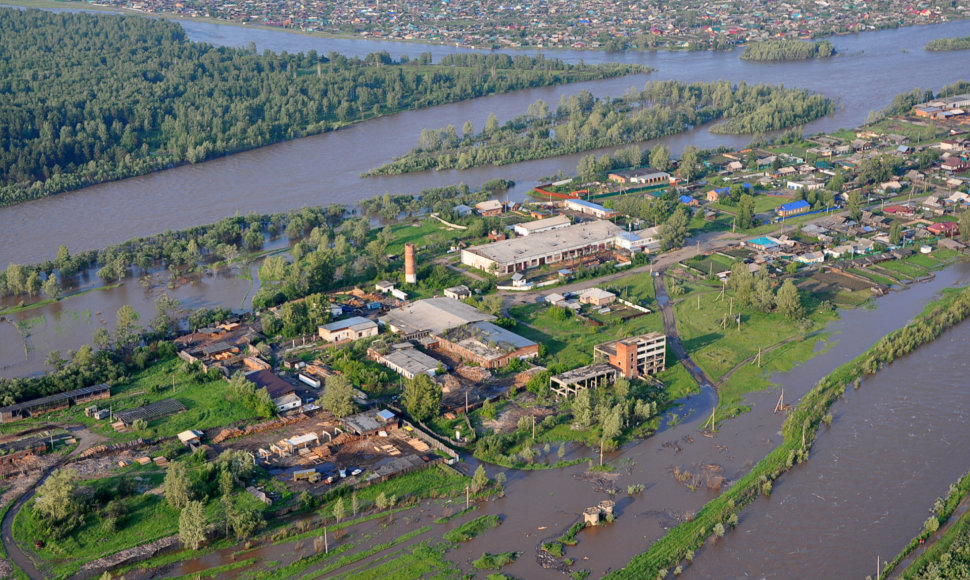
xmin=510 ymin=302 xmax=663 ymax=370
xmin=13 ymin=468 xmax=271 ymax=579
xmin=672 ymin=285 xmax=834 ymax=386
xmin=0 ymin=356 xmax=263 ymax=441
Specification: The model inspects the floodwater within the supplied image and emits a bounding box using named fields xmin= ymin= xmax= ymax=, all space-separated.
xmin=2 ymin=17 xmax=970 ymax=377
xmin=0 ymin=268 xmax=251 ymax=378
xmin=2 ymin=19 xmax=970 ymax=266
xmin=148 ymin=263 xmax=970 ymax=579
xmin=683 ymin=302 xmax=970 ymax=577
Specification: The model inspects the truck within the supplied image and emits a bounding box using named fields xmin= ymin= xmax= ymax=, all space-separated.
xmin=293 ymin=468 xmax=321 ymax=483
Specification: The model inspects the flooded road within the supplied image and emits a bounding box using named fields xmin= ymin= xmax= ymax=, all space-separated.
xmin=1 ymin=19 xmax=970 ymax=266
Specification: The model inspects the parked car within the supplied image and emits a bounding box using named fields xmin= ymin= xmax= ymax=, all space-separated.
xmin=350 ymin=467 xmax=362 ymax=476
xmin=339 ymin=469 xmax=347 ymax=478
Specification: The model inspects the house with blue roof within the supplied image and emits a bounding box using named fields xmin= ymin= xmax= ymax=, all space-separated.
xmin=679 ymin=195 xmax=698 ymax=207
xmin=776 ymin=200 xmax=810 ymax=218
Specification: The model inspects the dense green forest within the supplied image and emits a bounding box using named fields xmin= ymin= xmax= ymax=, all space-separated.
xmin=925 ymin=36 xmax=970 ymax=51
xmin=365 ymin=80 xmax=834 ymax=175
xmin=0 ymin=8 xmax=644 ymax=207
xmin=740 ymin=39 xmax=836 ymax=61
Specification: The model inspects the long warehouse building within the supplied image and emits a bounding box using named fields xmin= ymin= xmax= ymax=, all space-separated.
xmin=461 ymin=220 xmax=623 ymax=274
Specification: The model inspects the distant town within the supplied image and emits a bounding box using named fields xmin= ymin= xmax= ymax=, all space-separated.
xmin=77 ymin=0 xmax=970 ymax=50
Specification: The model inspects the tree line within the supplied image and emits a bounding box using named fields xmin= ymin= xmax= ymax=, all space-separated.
xmin=925 ymin=36 xmax=970 ymax=51
xmin=366 ymin=80 xmax=833 ymax=175
xmin=740 ymin=39 xmax=836 ymax=61
xmin=0 ymin=183 xmax=499 ymax=301
xmin=0 ymin=8 xmax=643 ymax=207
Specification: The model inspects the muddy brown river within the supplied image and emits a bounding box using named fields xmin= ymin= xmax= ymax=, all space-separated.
xmin=140 ymin=264 xmax=970 ymax=579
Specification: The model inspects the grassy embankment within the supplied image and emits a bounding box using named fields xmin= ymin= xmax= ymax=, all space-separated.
xmin=604 ymin=286 xmax=970 ymax=579
xmin=878 ymin=467 xmax=970 ymax=578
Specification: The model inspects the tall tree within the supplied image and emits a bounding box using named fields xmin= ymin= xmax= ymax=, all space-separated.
xmin=650 ymin=144 xmax=671 ymax=172
xmin=403 ymin=374 xmax=442 ymax=422
xmin=890 ymin=222 xmax=903 ymax=246
xmin=659 ymin=207 xmax=689 ymax=250
xmin=847 ymin=190 xmax=863 ymax=222
xmin=322 ymin=374 xmax=357 ymax=418
xmin=179 ymin=501 xmax=208 ymax=550
xmin=165 ymin=460 xmax=194 ymax=509
xmin=115 ymin=304 xmax=141 ymax=350
xmin=776 ymin=279 xmax=803 ymax=320
xmin=679 ymin=145 xmax=699 ymax=182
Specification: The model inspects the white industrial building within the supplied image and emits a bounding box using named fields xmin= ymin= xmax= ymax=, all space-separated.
xmin=461 ymin=220 xmax=623 ymax=274
xmin=513 ymin=214 xmax=571 ymax=236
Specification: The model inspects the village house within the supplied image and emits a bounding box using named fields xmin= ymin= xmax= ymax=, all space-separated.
xmin=776 ymin=200 xmax=811 ymax=218
xmin=796 ymin=251 xmax=825 ymax=265
xmin=475 ymin=199 xmax=504 ymax=216
xmin=928 ymin=221 xmax=959 ymax=237
xmin=578 ymin=287 xmax=617 ymax=307
xmin=368 ymin=343 xmax=441 ymax=379
xmin=607 ymin=169 xmax=670 ymax=185
xmin=443 ymin=285 xmax=472 ymax=300
xmin=613 ymin=226 xmax=662 ymax=253
xmin=318 ymin=316 xmax=379 ymax=343
xmin=244 ymin=370 xmax=301 ymax=412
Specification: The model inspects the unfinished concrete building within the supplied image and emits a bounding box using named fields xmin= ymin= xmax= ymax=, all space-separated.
xmin=550 ymin=363 xmax=617 ymax=398
xmin=593 ymin=332 xmax=666 ymax=379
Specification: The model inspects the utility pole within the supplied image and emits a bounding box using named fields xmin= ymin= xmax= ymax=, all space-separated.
xmin=729 ymin=297 xmax=734 ymax=317
xmin=757 ymin=346 xmax=762 ymax=367
xmin=466 ymin=485 xmax=470 ymax=510
xmin=532 ymin=414 xmax=536 ymax=440
xmin=465 ymin=391 xmax=469 ymax=415
xmin=324 ymin=525 xmax=329 ymax=553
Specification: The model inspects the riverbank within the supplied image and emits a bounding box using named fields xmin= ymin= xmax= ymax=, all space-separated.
xmin=606 ymin=285 xmax=970 ymax=579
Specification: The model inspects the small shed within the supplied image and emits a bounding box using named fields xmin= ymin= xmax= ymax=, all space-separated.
xmin=177 ymin=430 xmax=203 ymax=446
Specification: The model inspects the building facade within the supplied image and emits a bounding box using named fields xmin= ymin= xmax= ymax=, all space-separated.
xmin=593 ymin=332 xmax=667 ymax=379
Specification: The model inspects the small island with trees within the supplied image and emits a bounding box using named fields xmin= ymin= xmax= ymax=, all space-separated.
xmin=740 ymin=39 xmax=836 ymax=61
xmin=365 ymin=80 xmax=834 ymax=175
xmin=925 ymin=36 xmax=970 ymax=51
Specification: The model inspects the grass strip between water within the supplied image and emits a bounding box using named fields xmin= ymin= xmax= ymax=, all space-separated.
xmin=606 ymin=286 xmax=970 ymax=579
xmin=879 ymin=466 xmax=970 ymax=578
xmin=300 ymin=524 xmax=431 ymax=579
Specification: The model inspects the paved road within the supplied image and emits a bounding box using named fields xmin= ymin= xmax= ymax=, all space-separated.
xmin=1 ymin=426 xmax=107 ymax=580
